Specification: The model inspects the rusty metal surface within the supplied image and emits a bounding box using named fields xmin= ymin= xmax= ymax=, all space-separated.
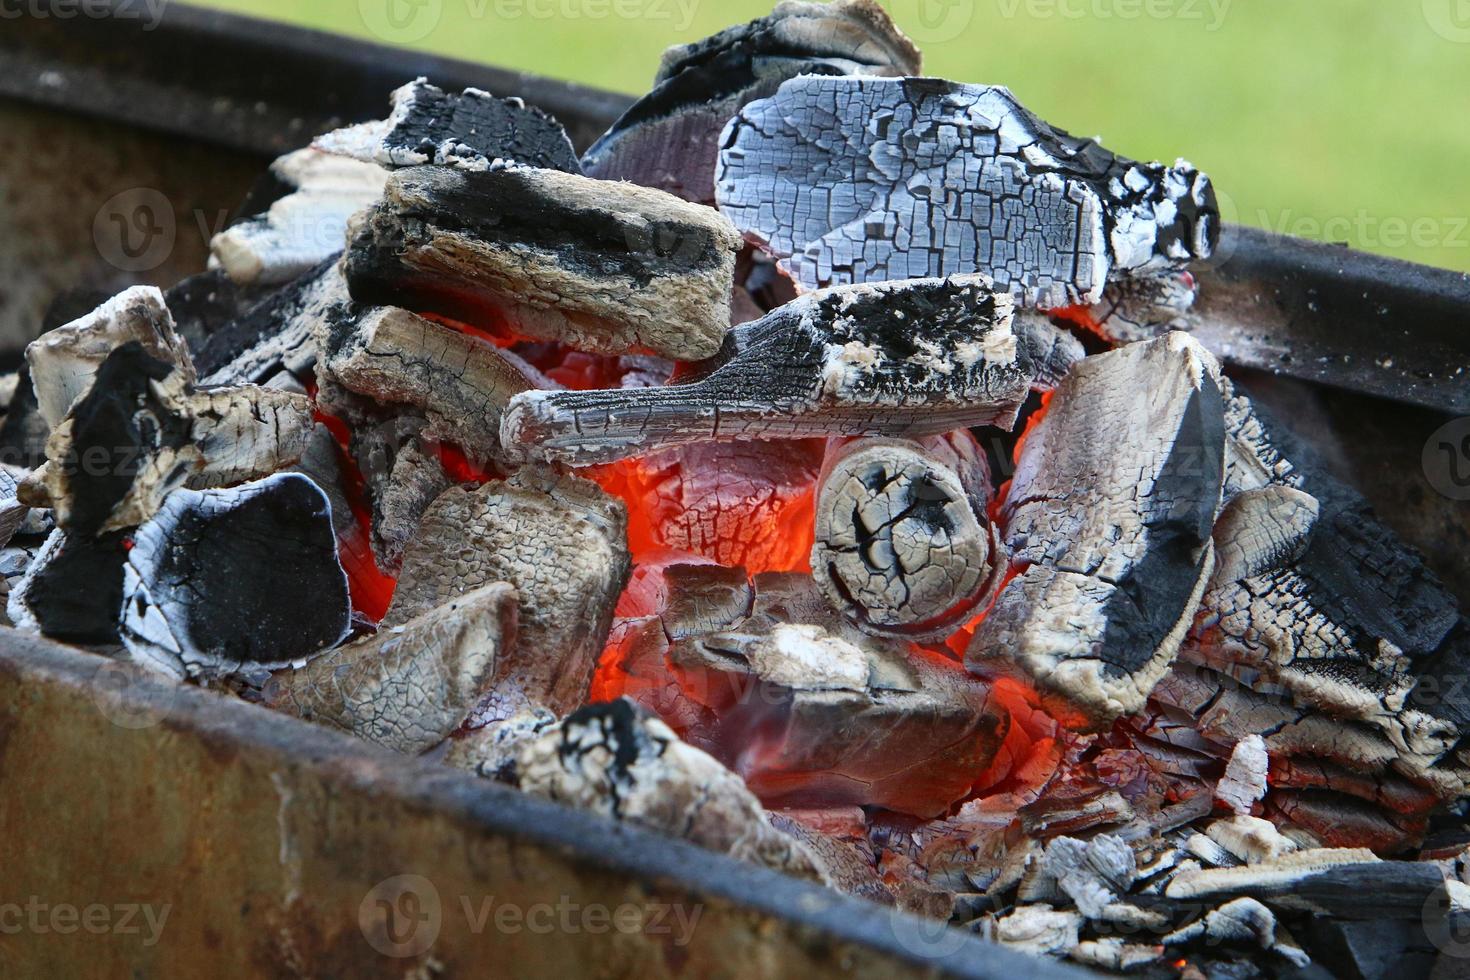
xmin=0 ymin=629 xmax=1083 ymax=979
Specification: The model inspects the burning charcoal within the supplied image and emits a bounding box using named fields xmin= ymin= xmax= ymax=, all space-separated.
xmin=716 ymin=75 xmax=1218 ymax=308
xmin=264 ymin=583 xmax=518 ymax=754
xmin=986 ymin=904 xmax=1083 ymax=956
xmin=582 ymin=0 xmax=919 ymax=203
xmin=1068 ymin=940 xmax=1166 ymax=972
xmin=1076 ymin=272 xmax=1200 ymax=345
xmin=1206 ymin=816 xmax=1296 ymax=864
xmin=368 ymin=439 xmax=451 ymax=573
xmin=1305 ymin=917 xmax=1441 ymax=980
xmin=1215 ymin=735 xmax=1269 ymax=816
xmin=163 ymin=268 xmax=273 ymax=356
xmin=119 ymin=474 xmax=352 ymax=677
xmin=1014 ymin=315 xmax=1088 ymax=391
xmin=314 ymin=301 xmax=542 ymax=465
xmin=7 ymin=529 xmax=129 ymax=644
xmin=967 ymin=333 xmax=1226 ymax=730
xmin=502 ymin=275 xmax=1032 ymax=466
xmin=343 ymin=165 xmax=742 ymax=360
xmin=195 ymin=259 xmax=347 ymax=386
xmin=1161 ymin=897 xmax=1307 ymax=967
xmin=0 ymin=465 xmax=38 ymax=548
xmin=210 ymin=149 xmax=386 ymax=287
xmin=1019 ymin=789 xmax=1136 ymax=838
xmin=515 ymin=698 xmax=823 ymax=879
xmin=316 ymin=77 xmax=581 ymax=174
xmin=1034 ymin=835 xmax=1137 ymax=920
xmin=30 ymin=343 xmax=313 ymax=536
xmin=812 ymin=433 xmax=1006 ymax=642
xmin=26 ymin=286 xmax=194 ymax=432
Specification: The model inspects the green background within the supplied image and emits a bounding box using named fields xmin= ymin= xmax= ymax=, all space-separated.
xmin=190 ymin=0 xmax=1470 ymax=271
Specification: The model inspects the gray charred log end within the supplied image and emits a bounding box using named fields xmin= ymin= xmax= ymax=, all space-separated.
xmin=716 ymin=75 xmax=1217 ymax=307
xmin=812 ymin=434 xmax=1006 ymax=642
xmin=967 ymin=332 xmax=1226 ymax=730
xmin=582 ymin=0 xmax=919 ymax=203
xmin=501 ymin=275 xmax=1031 ymax=466
xmin=264 ymin=582 xmax=518 ymax=754
xmin=515 ymin=698 xmax=825 ymax=881
xmin=316 ymin=77 xmax=581 ymax=174
xmin=342 ymin=165 xmax=742 ymax=360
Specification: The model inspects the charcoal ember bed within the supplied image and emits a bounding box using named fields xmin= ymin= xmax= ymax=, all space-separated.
xmin=6 ymin=3 xmax=1469 ymax=977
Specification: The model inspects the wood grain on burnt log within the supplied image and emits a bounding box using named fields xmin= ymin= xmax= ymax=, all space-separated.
xmin=264 ymin=582 xmax=517 ymax=754
xmin=582 ymin=0 xmax=918 ymax=203
xmin=343 ymin=165 xmax=741 ymax=360
xmin=968 ymin=333 xmax=1226 ymax=730
xmin=316 ymin=77 xmax=581 ymax=174
xmin=502 ymin=275 xmax=1031 ymax=466
xmin=812 ymin=433 xmax=1005 ymax=642
xmin=716 ymin=75 xmax=1217 ymax=307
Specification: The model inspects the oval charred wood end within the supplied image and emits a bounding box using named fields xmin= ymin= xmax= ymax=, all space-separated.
xmin=813 ymin=435 xmax=1005 ymax=641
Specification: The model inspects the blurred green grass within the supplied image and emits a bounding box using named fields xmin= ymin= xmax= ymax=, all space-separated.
xmin=192 ymin=0 xmax=1470 ymax=271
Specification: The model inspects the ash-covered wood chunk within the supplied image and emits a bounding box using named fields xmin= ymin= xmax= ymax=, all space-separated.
xmin=502 ymin=275 xmax=1032 ymax=466
xmin=515 ymin=698 xmax=823 ymax=879
xmin=967 ymin=333 xmax=1226 ymax=730
xmin=812 ymin=433 xmax=1005 ymax=641
xmin=7 ymin=528 xmax=130 ymax=644
xmin=716 ymin=75 xmax=1217 ymax=308
xmin=26 ymin=286 xmax=195 ymax=432
xmin=582 ymin=0 xmax=919 ymax=203
xmin=210 ymin=149 xmax=386 ymax=288
xmin=32 ymin=343 xmax=313 ymax=536
xmin=120 ymin=474 xmax=352 ymax=677
xmin=264 ymin=583 xmax=517 ymax=754
xmin=343 ymin=165 xmax=742 ymax=360
xmin=316 ymin=77 xmax=581 ymax=174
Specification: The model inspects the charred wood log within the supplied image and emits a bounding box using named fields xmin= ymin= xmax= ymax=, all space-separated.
xmin=343 ymin=165 xmax=742 ymax=360
xmin=812 ymin=433 xmax=1005 ymax=641
xmin=716 ymin=75 xmax=1218 ymax=307
xmin=316 ymin=77 xmax=581 ymax=174
xmin=967 ymin=332 xmax=1226 ymax=729
xmin=502 ymin=275 xmax=1032 ymax=466
xmin=264 ymin=583 xmax=518 ymax=754
xmin=582 ymin=0 xmax=919 ymax=203
xmin=7 ymin=528 xmax=129 ymax=645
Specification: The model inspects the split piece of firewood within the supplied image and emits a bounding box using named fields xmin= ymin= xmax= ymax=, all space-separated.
xmin=264 ymin=583 xmax=518 ymax=754
xmin=716 ymin=75 xmax=1218 ymax=307
xmin=502 ymin=275 xmax=1031 ymax=466
xmin=582 ymin=0 xmax=919 ymax=203
xmin=343 ymin=165 xmax=742 ymax=360
xmin=515 ymin=698 xmax=824 ymax=880
xmin=119 ymin=473 xmax=352 ymax=677
xmin=812 ymin=433 xmax=1006 ymax=641
xmin=316 ymin=77 xmax=581 ymax=174
xmin=210 ymin=149 xmax=386 ymax=288
xmin=967 ymin=332 xmax=1226 ymax=730
xmin=28 ymin=343 xmax=313 ymax=536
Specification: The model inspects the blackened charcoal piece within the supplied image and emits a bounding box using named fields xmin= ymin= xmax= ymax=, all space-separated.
xmin=195 ymin=258 xmax=342 ymax=385
xmin=967 ymin=333 xmax=1226 ymax=729
xmin=210 ymin=149 xmax=386 ymax=288
xmin=344 ymin=166 xmax=742 ymax=360
xmin=316 ymin=78 xmax=580 ymax=174
xmin=716 ymin=76 xmax=1218 ymax=307
xmin=119 ymin=474 xmax=351 ymax=677
xmin=0 ymin=465 xmax=35 ymax=548
xmin=7 ymin=529 xmax=129 ymax=645
xmin=812 ymin=433 xmax=1006 ymax=642
xmin=163 ymin=269 xmax=273 ymax=356
xmin=582 ymin=0 xmax=919 ymax=203
xmin=515 ymin=698 xmax=823 ymax=880
xmin=1014 ymin=314 xmax=1088 ymax=391
xmin=264 ymin=583 xmax=517 ymax=754
xmin=502 ymin=275 xmax=1031 ymax=466
xmin=359 ymin=434 xmax=451 ymax=574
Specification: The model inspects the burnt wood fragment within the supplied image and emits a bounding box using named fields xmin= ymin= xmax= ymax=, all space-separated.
xmin=7 ymin=528 xmax=129 ymax=645
xmin=967 ymin=333 xmax=1226 ymax=729
xmin=344 ymin=165 xmax=742 ymax=360
xmin=193 ymin=257 xmax=344 ymax=386
xmin=502 ymin=275 xmax=1031 ymax=466
xmin=1164 ymin=850 xmax=1449 ymax=919
xmin=716 ymin=75 xmax=1217 ymax=307
xmin=582 ymin=0 xmax=918 ymax=203
xmin=119 ymin=474 xmax=352 ymax=677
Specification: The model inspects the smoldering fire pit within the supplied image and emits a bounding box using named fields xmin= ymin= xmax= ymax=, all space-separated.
xmin=3 ymin=3 xmax=1470 ymax=979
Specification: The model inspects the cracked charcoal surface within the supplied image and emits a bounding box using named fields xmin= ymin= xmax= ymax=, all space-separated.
xmin=716 ymin=75 xmax=1218 ymax=307
xmin=344 ymin=165 xmax=741 ymax=360
xmin=502 ymin=274 xmax=1031 ymax=466
xmin=967 ymin=333 xmax=1226 ymax=729
xmin=119 ymin=473 xmax=351 ymax=676
xmin=812 ymin=433 xmax=1005 ymax=642
xmin=194 ymin=256 xmax=342 ymax=386
xmin=582 ymin=0 xmax=918 ymax=203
